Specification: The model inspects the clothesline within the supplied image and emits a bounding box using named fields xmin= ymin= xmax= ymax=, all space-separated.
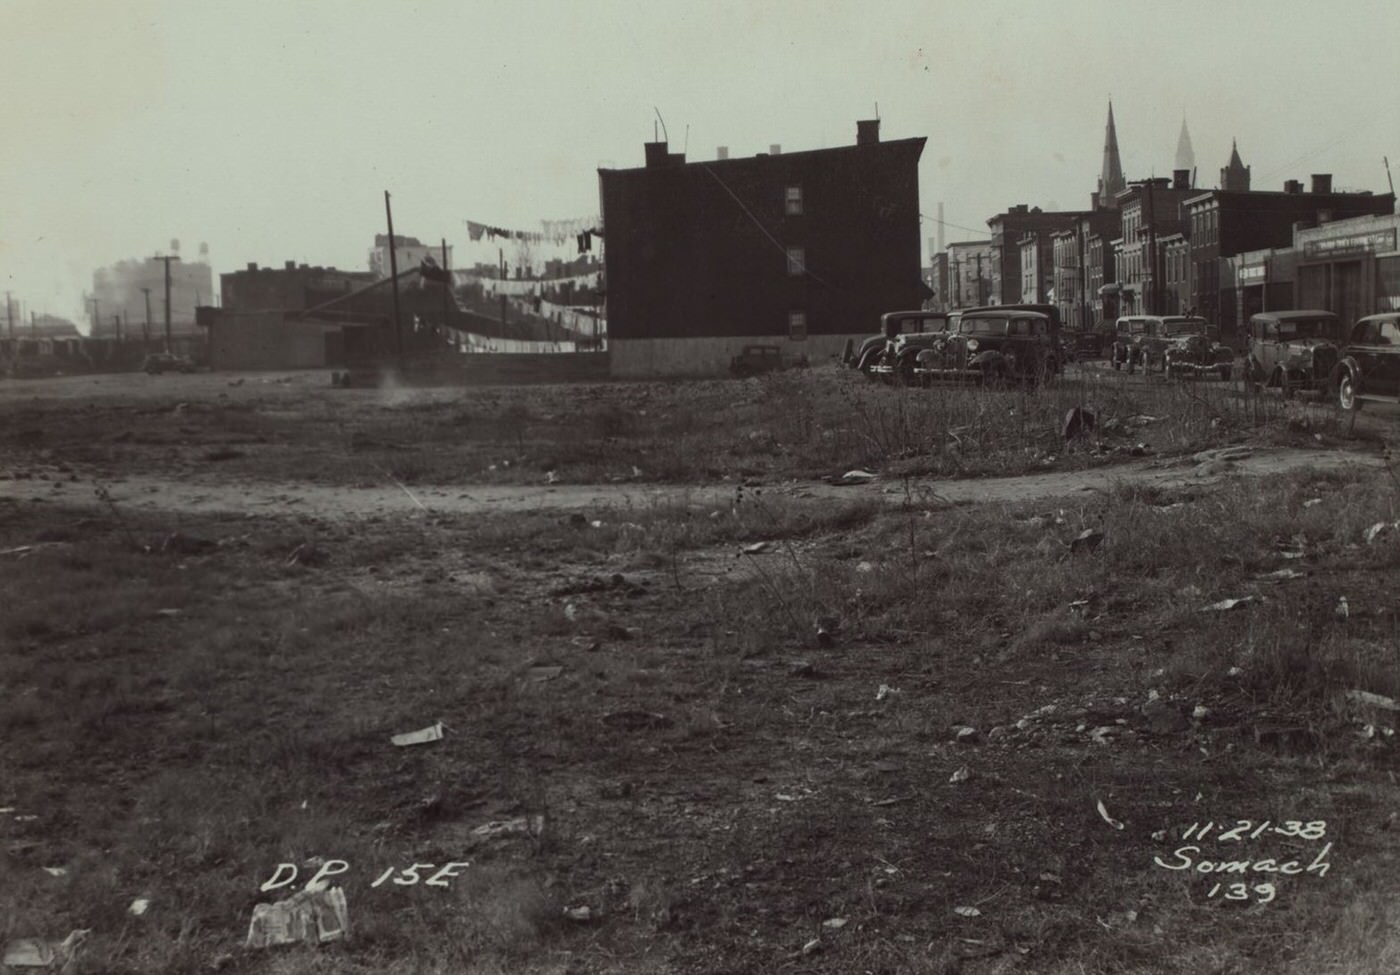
xmin=464 ymin=216 xmax=602 ymax=247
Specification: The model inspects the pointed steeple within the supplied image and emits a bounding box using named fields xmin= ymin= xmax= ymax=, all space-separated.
xmin=1221 ymin=138 xmax=1251 ymax=191
xmin=1097 ymin=101 xmax=1125 ymax=209
xmin=1174 ymin=117 xmax=1195 ymax=174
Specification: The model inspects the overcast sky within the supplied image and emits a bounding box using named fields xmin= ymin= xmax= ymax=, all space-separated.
xmin=4 ymin=0 xmax=1399 ymax=328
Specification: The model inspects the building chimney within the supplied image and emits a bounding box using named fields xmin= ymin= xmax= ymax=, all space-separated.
xmin=1172 ymin=169 xmax=1190 ymax=190
xmin=1284 ymin=180 xmax=1302 ymax=194
xmin=716 ymin=146 xmax=729 ymax=160
xmin=246 ymin=262 xmax=258 ymax=272
xmin=857 ymin=119 xmax=880 ymax=145
xmin=644 ymin=141 xmax=669 ymax=169
xmin=284 ymin=260 xmax=296 ymax=270
xmin=1311 ymin=173 xmax=1333 ymax=194
xmin=769 ymin=144 xmax=782 ymax=156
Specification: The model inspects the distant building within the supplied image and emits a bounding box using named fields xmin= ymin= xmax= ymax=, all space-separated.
xmin=1051 ymin=208 xmax=1120 ymax=329
xmin=598 ymin=120 xmax=927 ymax=376
xmin=945 ymin=240 xmax=994 ymax=308
xmin=369 ymin=235 xmax=452 ymax=279
xmin=987 ymin=206 xmax=1088 ymax=305
xmin=91 ymin=255 xmax=214 ymax=338
xmin=924 ymin=251 xmax=949 ymax=311
xmin=1293 ymin=212 xmax=1400 ymax=321
xmin=1110 ymin=173 xmax=1197 ymax=316
xmin=221 ymin=261 xmax=380 ymax=313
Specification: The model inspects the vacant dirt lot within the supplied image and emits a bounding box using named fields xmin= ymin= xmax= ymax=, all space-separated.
xmin=3 ymin=366 xmax=1400 ymax=974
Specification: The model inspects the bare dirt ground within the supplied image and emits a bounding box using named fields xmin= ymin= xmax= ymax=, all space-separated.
xmin=0 ymin=444 xmax=1386 ymax=518
xmin=4 ymin=368 xmax=1400 ymax=975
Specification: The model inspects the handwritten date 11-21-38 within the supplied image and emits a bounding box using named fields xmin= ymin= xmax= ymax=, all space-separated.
xmin=1179 ymin=820 xmax=1329 ymax=842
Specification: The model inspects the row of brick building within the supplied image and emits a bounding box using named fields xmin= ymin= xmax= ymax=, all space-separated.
xmin=926 ymin=106 xmax=1397 ymax=345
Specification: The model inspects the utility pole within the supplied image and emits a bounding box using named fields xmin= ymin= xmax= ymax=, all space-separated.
xmin=141 ymin=287 xmax=153 ymax=343
xmin=384 ymin=191 xmax=403 ymax=364
xmin=113 ymin=314 xmax=123 ymax=343
xmin=499 ymin=247 xmax=508 ymax=326
xmin=151 ymin=254 xmax=180 ymax=352
xmin=441 ymin=238 xmax=450 ymax=332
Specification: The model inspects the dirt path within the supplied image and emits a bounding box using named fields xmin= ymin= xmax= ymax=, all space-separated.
xmin=2 ymin=446 xmax=1385 ymax=519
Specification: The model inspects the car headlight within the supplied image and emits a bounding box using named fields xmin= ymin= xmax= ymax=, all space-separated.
xmin=966 ymin=338 xmax=979 ymax=352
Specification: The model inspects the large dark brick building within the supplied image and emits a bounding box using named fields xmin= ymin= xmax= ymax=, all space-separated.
xmin=598 ymin=121 xmax=926 ymax=377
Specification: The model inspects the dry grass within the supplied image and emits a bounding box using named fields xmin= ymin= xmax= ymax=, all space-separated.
xmin=3 ymin=372 xmax=1400 ymax=973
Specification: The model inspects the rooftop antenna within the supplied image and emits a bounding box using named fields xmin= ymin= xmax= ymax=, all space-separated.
xmin=653 ymin=107 xmax=669 ymax=145
xmin=1386 ymin=156 xmax=1395 ymax=197
xmin=875 ymin=101 xmax=880 ymax=120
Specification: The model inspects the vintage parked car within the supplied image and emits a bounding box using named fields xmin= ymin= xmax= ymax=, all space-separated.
xmin=847 ymin=311 xmax=949 ymax=380
xmin=730 ymin=344 xmax=801 ymax=377
xmin=1061 ymin=322 xmax=1116 ymax=361
xmin=861 ymin=311 xmax=954 ymax=384
xmin=913 ymin=307 xmax=1060 ymax=387
xmin=1244 ymin=310 xmax=1341 ymax=397
xmin=142 ymin=352 xmax=197 ymax=374
xmin=1161 ymin=319 xmax=1235 ymax=381
xmin=1333 ymin=312 xmax=1400 ymax=411
xmin=1111 ymin=315 xmax=1215 ymax=374
xmin=1110 ymin=316 xmax=1153 ymax=372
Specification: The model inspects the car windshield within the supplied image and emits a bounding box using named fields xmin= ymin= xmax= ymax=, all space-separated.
xmin=1121 ymin=322 xmax=1146 ymax=334
xmin=958 ymin=316 xmax=1008 ymax=336
xmin=1276 ymin=318 xmax=1335 ymax=340
xmin=1163 ymin=319 xmax=1208 ymax=336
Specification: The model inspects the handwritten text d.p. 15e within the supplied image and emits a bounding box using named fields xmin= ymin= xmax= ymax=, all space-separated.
xmin=260 ymin=860 xmax=472 ymax=892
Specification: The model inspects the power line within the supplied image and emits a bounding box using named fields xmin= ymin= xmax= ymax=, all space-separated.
xmin=920 ymin=212 xmax=990 ymax=239
xmin=697 ymin=163 xmax=842 ymax=292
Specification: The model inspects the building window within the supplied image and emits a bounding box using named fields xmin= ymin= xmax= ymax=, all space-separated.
xmin=788 ymin=310 xmax=807 ymax=341
xmin=785 ymin=186 xmax=803 ymax=216
xmin=786 ymin=246 xmax=806 ymax=276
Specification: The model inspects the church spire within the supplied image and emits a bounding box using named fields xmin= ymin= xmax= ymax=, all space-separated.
xmin=1097 ymin=100 xmax=1125 ymax=209
xmin=1174 ymin=117 xmax=1195 ymax=174
xmin=1221 ymin=138 xmax=1251 ymax=192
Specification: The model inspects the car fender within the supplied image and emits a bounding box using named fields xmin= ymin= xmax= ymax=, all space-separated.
xmin=1331 ymin=355 xmax=1362 ymax=389
xmin=968 ymin=349 xmax=1011 ymax=370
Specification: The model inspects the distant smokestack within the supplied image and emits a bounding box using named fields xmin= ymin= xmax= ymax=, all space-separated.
xmin=1311 ymin=173 xmax=1333 ymax=194
xmin=769 ymin=144 xmax=782 ymax=155
xmin=199 ymin=242 xmax=209 ymax=259
xmin=857 ymin=119 xmax=881 ymax=145
xmin=937 ymin=202 xmax=945 ymax=252
xmin=716 ymin=146 xmax=729 ymax=160
xmin=171 ymin=238 xmax=180 ymax=254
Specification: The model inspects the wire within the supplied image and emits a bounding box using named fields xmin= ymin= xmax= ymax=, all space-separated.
xmin=919 ymin=212 xmax=991 ymax=239
xmin=697 ymin=164 xmax=843 ymax=292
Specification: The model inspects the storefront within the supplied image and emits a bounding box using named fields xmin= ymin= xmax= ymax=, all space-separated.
xmin=1294 ymin=216 xmax=1400 ymax=323
xmin=1222 ymin=247 xmax=1297 ymax=342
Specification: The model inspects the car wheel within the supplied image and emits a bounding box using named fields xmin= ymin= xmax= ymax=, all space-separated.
xmin=1337 ymin=371 xmax=1361 ymax=412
